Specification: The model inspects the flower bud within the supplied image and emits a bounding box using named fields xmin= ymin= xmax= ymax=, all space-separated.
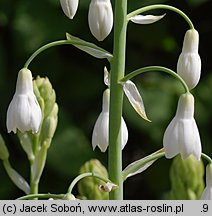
xmin=177 ymin=29 xmax=201 ymax=89
xmin=78 ymin=159 xmax=109 ymax=200
xmin=60 ymin=0 xmax=79 ymax=19
xmin=167 ymin=155 xmax=204 ymax=199
xmin=88 ymin=0 xmax=113 ymax=41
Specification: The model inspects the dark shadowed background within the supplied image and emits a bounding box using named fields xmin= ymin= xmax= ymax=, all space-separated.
xmin=0 ymin=0 xmax=212 ymax=199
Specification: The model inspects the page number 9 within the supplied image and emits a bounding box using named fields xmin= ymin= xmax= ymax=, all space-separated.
xmin=201 ymin=204 xmax=208 ymax=212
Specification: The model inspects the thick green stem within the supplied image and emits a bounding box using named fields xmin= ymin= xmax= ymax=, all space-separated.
xmin=109 ymin=0 xmax=128 ymax=200
xmin=30 ymin=180 xmax=38 ymax=195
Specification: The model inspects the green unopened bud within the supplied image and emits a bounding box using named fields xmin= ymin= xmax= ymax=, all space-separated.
xmin=167 ymin=155 xmax=204 ymax=199
xmin=33 ymin=76 xmax=56 ymax=118
xmin=0 ymin=135 xmax=9 ymax=160
xmin=33 ymin=76 xmax=58 ymax=148
xmin=40 ymin=104 xmax=58 ymax=148
xmin=78 ymin=159 xmax=109 ymax=200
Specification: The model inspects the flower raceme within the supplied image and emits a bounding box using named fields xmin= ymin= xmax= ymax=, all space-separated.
xmin=92 ymin=89 xmax=128 ymax=152
xmin=88 ymin=0 xmax=113 ymax=41
xmin=177 ymin=29 xmax=201 ymax=90
xmin=163 ymin=93 xmax=201 ymax=160
xmin=201 ymin=163 xmax=212 ymax=200
xmin=60 ymin=0 xmax=79 ymax=19
xmin=7 ymin=68 xmax=42 ymax=134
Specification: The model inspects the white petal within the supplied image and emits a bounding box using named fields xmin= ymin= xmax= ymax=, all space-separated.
xmin=88 ymin=0 xmax=113 ymax=41
xmin=121 ymin=117 xmax=128 ymax=150
xmin=122 ymin=80 xmax=150 ymax=121
xmin=130 ymin=14 xmax=165 ymax=24
xmin=177 ymin=53 xmax=201 ymax=90
xmin=182 ymin=29 xmax=199 ymax=53
xmin=201 ymin=186 xmax=212 ymax=200
xmin=104 ymin=67 xmax=110 ymax=87
xmin=99 ymin=182 xmax=117 ymax=192
xmin=28 ymin=94 xmax=42 ymax=134
xmin=178 ymin=119 xmax=196 ymax=160
xmin=16 ymin=68 xmax=33 ymax=94
xmin=15 ymin=95 xmax=31 ymax=133
xmin=60 ymin=0 xmax=79 ymax=19
xmin=163 ymin=117 xmax=180 ymax=159
xmin=206 ymin=164 xmax=212 ymax=187
xmin=92 ymin=112 xmax=109 ymax=152
xmin=6 ymin=97 xmax=17 ymax=133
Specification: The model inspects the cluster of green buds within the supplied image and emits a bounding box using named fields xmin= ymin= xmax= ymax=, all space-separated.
xmin=78 ymin=159 xmax=109 ymax=200
xmin=167 ymin=155 xmax=204 ymax=200
xmin=60 ymin=0 xmax=113 ymax=41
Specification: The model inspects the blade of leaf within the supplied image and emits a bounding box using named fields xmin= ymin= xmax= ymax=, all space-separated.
xmin=3 ymin=160 xmax=30 ymax=194
xmin=122 ymin=149 xmax=165 ymax=180
xmin=66 ymin=33 xmax=113 ymax=59
xmin=121 ymin=80 xmax=151 ymax=122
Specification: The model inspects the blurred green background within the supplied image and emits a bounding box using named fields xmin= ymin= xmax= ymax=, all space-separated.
xmin=0 ymin=0 xmax=212 ymax=199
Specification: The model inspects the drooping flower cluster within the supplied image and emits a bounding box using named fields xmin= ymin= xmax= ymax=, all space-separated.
xmin=60 ymin=0 xmax=113 ymax=41
xmin=163 ymin=28 xmax=202 ymax=161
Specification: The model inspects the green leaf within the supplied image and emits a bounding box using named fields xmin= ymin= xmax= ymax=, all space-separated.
xmin=66 ymin=33 xmax=113 ymax=59
xmin=122 ymin=149 xmax=165 ymax=180
xmin=3 ymin=160 xmax=30 ymax=194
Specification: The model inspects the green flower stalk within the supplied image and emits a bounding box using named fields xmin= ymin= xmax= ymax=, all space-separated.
xmin=78 ymin=159 xmax=109 ymax=200
xmin=0 ymin=135 xmax=9 ymax=161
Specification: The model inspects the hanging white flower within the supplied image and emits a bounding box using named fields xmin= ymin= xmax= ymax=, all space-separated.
xmin=92 ymin=89 xmax=128 ymax=152
xmin=177 ymin=29 xmax=201 ymax=89
xmin=88 ymin=0 xmax=113 ymax=41
xmin=60 ymin=0 xmax=79 ymax=19
xmin=201 ymin=163 xmax=212 ymax=200
xmin=7 ymin=68 xmax=42 ymax=134
xmin=163 ymin=93 xmax=201 ymax=160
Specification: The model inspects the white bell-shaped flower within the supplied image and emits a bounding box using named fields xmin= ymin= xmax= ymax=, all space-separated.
xmin=177 ymin=29 xmax=201 ymax=90
xmin=60 ymin=0 xmax=79 ymax=19
xmin=201 ymin=163 xmax=212 ymax=200
xmin=163 ymin=93 xmax=201 ymax=160
xmin=88 ymin=0 xmax=113 ymax=41
xmin=92 ymin=89 xmax=128 ymax=152
xmin=7 ymin=68 xmax=42 ymax=134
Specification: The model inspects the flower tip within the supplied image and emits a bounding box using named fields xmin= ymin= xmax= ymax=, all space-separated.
xmin=88 ymin=0 xmax=113 ymax=41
